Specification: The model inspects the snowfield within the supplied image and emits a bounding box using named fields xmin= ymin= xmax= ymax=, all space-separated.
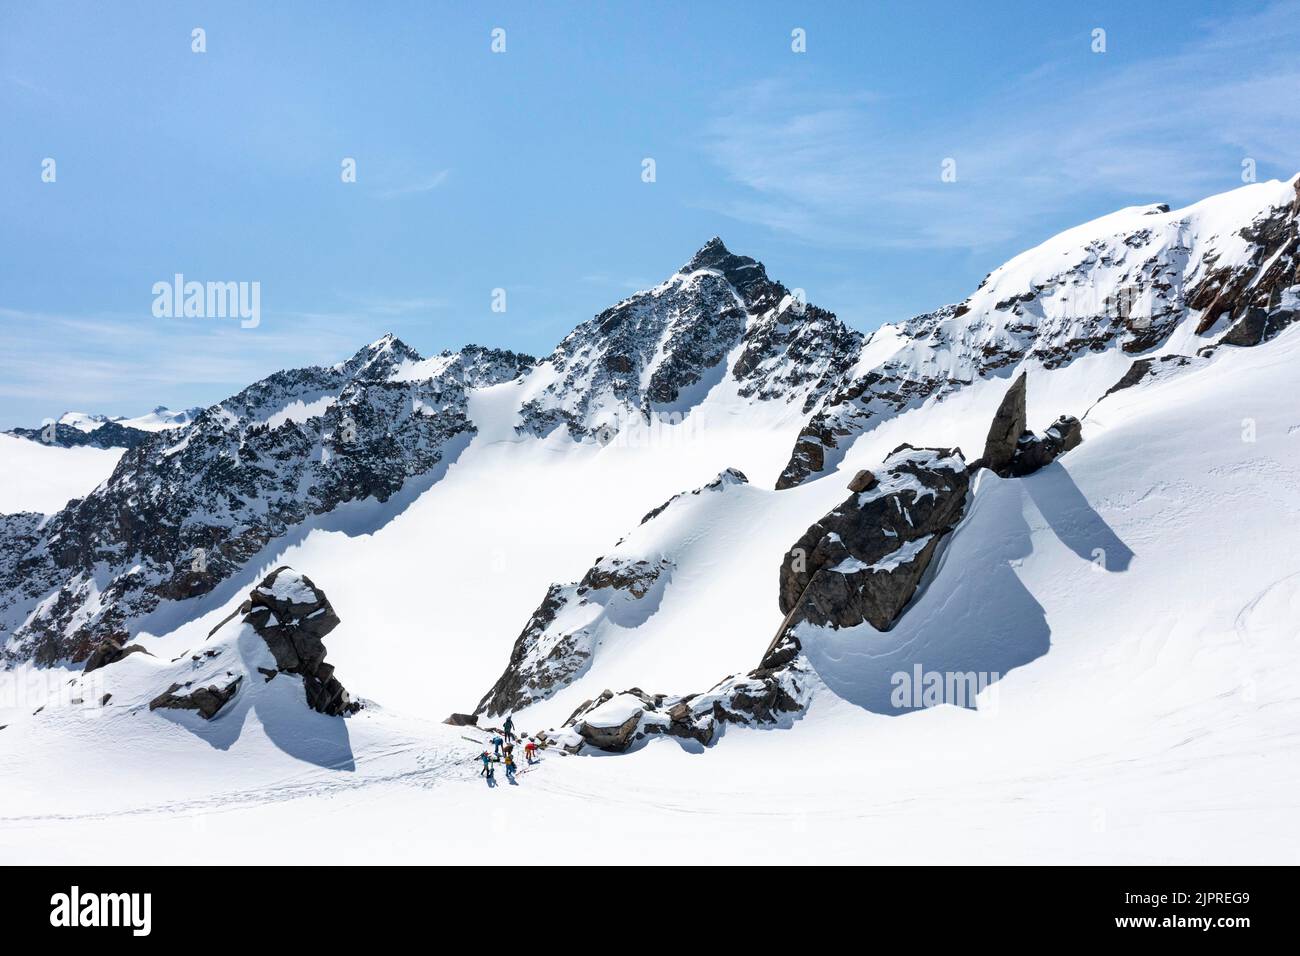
xmin=3 ymin=321 xmax=1298 ymax=864
xmin=2 ymin=177 xmax=1299 ymax=864
xmin=0 ymin=433 xmax=123 ymax=514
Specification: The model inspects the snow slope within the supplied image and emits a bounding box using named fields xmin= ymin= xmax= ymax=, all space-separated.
xmin=4 ymin=318 xmax=1298 ymax=865
xmin=0 ymin=433 xmax=123 ymax=514
xmin=57 ymin=406 xmax=198 ymax=433
xmin=2 ymin=177 xmax=1299 ymax=864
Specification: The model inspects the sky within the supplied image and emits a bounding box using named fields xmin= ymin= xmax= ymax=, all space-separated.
xmin=2 ymin=0 xmax=1300 ymax=428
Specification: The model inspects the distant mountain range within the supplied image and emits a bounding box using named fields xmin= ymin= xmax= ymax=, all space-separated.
xmin=5 ymin=406 xmax=204 ymax=449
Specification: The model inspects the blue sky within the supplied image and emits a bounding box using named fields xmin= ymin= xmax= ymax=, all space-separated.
xmin=3 ymin=0 xmax=1299 ymax=427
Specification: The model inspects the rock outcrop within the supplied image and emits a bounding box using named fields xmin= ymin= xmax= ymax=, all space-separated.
xmin=241 ymin=567 xmax=357 ymax=716
xmin=541 ymin=642 xmax=814 ymax=755
xmin=475 ymin=555 xmax=675 ymax=718
xmin=149 ymin=676 xmax=243 ymax=720
xmin=979 ymin=373 xmax=1028 ymax=475
xmin=1220 ymin=306 xmax=1298 ymax=348
xmin=778 ymin=445 xmax=970 ymax=633
xmin=477 ymin=468 xmax=750 ymax=718
xmin=144 ymin=567 xmax=357 ymax=721
xmin=82 ymin=639 xmax=152 ymax=673
xmin=543 ymin=447 xmax=975 ymax=755
xmin=1009 ymin=416 xmax=1082 ymax=476
xmin=973 ymin=373 xmax=1083 ymax=478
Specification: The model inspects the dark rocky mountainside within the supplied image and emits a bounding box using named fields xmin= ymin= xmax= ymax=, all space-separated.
xmin=1 ymin=336 xmax=533 ymax=665
xmin=6 ymin=420 xmax=155 ymax=450
xmin=517 ymin=237 xmax=861 ymax=440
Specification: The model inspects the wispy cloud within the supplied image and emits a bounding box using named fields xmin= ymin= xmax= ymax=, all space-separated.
xmin=703 ymin=1 xmax=1300 ymax=250
xmin=374 ymin=169 xmax=451 ymax=200
xmin=0 ymin=307 xmax=390 ymax=420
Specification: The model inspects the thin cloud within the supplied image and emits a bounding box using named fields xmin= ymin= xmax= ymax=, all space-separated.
xmin=702 ymin=0 xmax=1300 ymax=251
xmin=374 ymin=169 xmax=451 ymax=200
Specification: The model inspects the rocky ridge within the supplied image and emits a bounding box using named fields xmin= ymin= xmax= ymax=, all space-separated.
xmin=517 ymin=238 xmax=861 ymax=441
xmin=1 ymin=336 xmax=533 ymax=665
xmin=777 ymin=176 xmax=1300 ymax=489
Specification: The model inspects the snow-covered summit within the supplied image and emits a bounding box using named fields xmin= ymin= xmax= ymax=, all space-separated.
xmin=515 ymin=238 xmax=861 ymax=440
xmin=777 ymin=175 xmax=1300 ymax=487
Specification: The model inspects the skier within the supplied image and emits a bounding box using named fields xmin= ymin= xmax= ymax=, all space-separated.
xmin=491 ymin=734 xmax=504 ymax=758
xmin=503 ymin=714 xmax=515 ymax=743
xmin=504 ymin=751 xmax=518 ymax=783
xmin=524 ymin=738 xmax=538 ymax=764
xmin=478 ymin=751 xmax=493 ymax=777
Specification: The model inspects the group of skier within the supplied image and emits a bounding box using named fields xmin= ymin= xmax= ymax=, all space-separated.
xmin=478 ymin=714 xmax=540 ymax=786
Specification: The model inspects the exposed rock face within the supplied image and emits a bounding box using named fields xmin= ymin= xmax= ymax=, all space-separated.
xmin=1102 ymin=354 xmax=1200 ymax=399
xmin=517 ymin=238 xmax=861 ymax=441
xmin=149 ymin=676 xmax=242 ymax=720
xmin=636 ymin=467 xmax=747 ymax=528
xmin=972 ymin=372 xmax=1083 ymax=478
xmin=778 ymin=445 xmax=970 ymax=633
xmin=980 ymin=373 xmax=1028 ymax=475
xmin=5 ymin=420 xmax=155 ymax=450
xmin=543 ymin=644 xmax=815 ymax=755
xmin=477 ymin=468 xmax=750 ymax=718
xmin=443 ymin=712 xmax=478 ymax=727
xmin=1 ymin=336 xmax=534 ymax=667
xmin=1220 ymin=306 xmax=1298 ymax=347
xmin=777 ymin=177 xmax=1300 ymax=489
xmin=242 ymin=567 xmax=357 ymax=716
xmin=1191 ymin=178 xmax=1300 ymax=334
xmin=134 ymin=567 xmax=355 ymax=723
xmin=847 ymin=469 xmax=877 ymax=493
xmin=475 ymin=555 xmax=674 ymax=718
xmin=82 ymin=640 xmax=152 ymax=674
xmin=1009 ymin=417 xmax=1082 ymax=477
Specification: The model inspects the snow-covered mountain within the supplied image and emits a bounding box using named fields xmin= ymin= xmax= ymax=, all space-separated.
xmin=777 ymin=175 xmax=1300 ymax=487
xmin=516 ymin=237 xmax=860 ymax=440
xmin=59 ymin=406 xmax=203 ymax=433
xmin=0 ymin=337 xmax=534 ymax=664
xmin=3 ymin=175 xmax=1300 ymax=864
xmin=4 ymin=406 xmax=204 ymax=450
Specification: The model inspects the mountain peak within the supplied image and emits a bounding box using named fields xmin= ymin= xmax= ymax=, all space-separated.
xmin=678 ymin=237 xmax=772 ymax=301
xmin=681 ymin=236 xmax=735 ymax=271
xmin=341 ymin=332 xmax=422 ymax=378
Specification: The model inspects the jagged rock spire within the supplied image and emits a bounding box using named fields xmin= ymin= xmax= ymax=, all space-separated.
xmin=679 ymin=237 xmax=772 ymax=302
